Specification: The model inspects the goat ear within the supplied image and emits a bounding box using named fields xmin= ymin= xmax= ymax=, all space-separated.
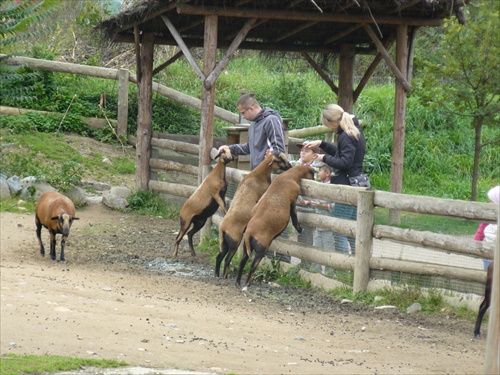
xmin=72 ymin=217 xmax=80 ymax=220
xmin=50 ymin=216 xmax=59 ymax=220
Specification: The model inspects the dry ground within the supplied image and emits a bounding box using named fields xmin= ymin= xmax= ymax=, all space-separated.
xmin=0 ymin=200 xmax=489 ymax=375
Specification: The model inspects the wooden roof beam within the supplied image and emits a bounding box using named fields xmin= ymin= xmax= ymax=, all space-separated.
xmin=273 ymin=21 xmax=317 ymax=42
xmin=161 ymin=15 xmax=206 ymax=83
xmin=178 ymin=18 xmax=204 ymax=33
xmin=363 ymin=24 xmax=411 ymax=92
xmin=301 ymin=52 xmax=338 ymax=95
xmin=152 ymin=50 xmax=184 ymax=77
xmin=322 ymin=0 xmax=422 ymax=45
xmin=353 ymin=34 xmax=395 ymax=102
xmin=176 ymin=3 xmax=442 ymax=27
xmin=205 ymin=18 xmax=258 ymax=89
xmin=225 ymin=0 xmax=308 ymax=42
xmin=114 ymin=33 xmax=381 ymax=55
xmin=323 ymin=24 xmax=361 ymax=45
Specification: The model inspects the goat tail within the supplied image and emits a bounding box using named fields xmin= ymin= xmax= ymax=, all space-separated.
xmin=244 ymin=235 xmax=252 ymax=258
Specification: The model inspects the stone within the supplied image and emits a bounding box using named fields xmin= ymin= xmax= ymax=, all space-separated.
xmin=407 ymin=302 xmax=422 ymax=314
xmin=64 ymin=186 xmax=87 ymax=207
xmin=0 ymin=179 xmax=11 ymax=199
xmin=7 ymin=176 xmax=23 ymax=194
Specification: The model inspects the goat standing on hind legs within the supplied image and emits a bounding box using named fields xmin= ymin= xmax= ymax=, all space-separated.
xmin=474 ymin=261 xmax=494 ymax=338
xmin=173 ymin=147 xmax=234 ymax=256
xmin=236 ymin=164 xmax=316 ymax=290
xmin=215 ymin=152 xmax=292 ymax=279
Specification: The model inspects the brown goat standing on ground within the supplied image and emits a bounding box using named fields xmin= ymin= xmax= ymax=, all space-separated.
xmin=35 ymin=191 xmax=79 ymax=262
xmin=215 ymin=152 xmax=292 ymax=278
xmin=474 ymin=261 xmax=494 ymax=338
xmin=236 ymin=164 xmax=316 ymax=290
xmin=173 ymin=148 xmax=234 ymax=256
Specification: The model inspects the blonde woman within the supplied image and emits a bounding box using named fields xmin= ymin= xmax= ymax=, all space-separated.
xmin=303 ymin=104 xmax=367 ymax=255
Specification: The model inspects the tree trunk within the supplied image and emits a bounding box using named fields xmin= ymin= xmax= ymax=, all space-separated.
xmin=471 ymin=117 xmax=482 ymax=201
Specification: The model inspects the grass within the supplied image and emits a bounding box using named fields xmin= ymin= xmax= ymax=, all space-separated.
xmin=374 ymin=207 xmax=479 ymax=235
xmin=0 ymin=130 xmax=135 ymax=192
xmin=125 ymin=190 xmax=181 ymax=219
xmin=0 ymin=197 xmax=36 ymax=213
xmin=328 ymin=284 xmax=478 ymax=321
xmin=0 ymin=354 xmax=127 ymax=375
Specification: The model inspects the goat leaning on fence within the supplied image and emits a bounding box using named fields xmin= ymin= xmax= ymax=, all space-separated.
xmin=236 ymin=164 xmax=316 ymax=290
xmin=474 ymin=261 xmax=493 ymax=338
xmin=173 ymin=147 xmax=234 ymax=256
xmin=215 ymin=152 xmax=292 ymax=278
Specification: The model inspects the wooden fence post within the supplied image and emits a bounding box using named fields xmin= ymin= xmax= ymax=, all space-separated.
xmin=117 ymin=68 xmax=129 ymax=138
xmin=353 ymin=189 xmax=375 ymax=293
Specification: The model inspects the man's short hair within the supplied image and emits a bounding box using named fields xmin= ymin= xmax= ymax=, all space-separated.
xmin=237 ymin=93 xmax=258 ymax=108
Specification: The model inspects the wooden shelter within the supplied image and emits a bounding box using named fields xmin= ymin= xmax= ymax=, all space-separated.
xmin=96 ymin=0 xmax=468 ymax=196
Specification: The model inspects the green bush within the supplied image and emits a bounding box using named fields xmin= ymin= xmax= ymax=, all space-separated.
xmin=2 ymin=52 xmax=497 ymax=201
xmin=126 ymin=190 xmax=180 ymax=219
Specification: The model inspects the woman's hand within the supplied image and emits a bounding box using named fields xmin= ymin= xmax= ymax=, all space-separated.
xmin=304 ymin=140 xmax=321 ymax=150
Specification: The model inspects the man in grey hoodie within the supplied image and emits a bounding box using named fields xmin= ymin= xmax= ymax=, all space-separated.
xmin=219 ymin=93 xmax=286 ymax=170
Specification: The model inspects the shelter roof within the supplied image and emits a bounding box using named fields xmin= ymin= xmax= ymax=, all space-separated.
xmin=96 ymin=0 xmax=467 ymax=54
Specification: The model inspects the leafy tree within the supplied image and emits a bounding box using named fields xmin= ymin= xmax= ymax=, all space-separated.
xmin=415 ymin=1 xmax=500 ymax=200
xmin=0 ymin=0 xmax=61 ymax=102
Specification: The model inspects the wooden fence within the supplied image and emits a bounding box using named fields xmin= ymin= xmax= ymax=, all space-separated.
xmin=147 ymin=136 xmax=498 ymax=294
xmin=2 ymin=55 xmax=497 ymax=295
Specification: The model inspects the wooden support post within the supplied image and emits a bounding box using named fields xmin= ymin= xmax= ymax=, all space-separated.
xmin=353 ymin=189 xmax=374 ymax=293
xmin=199 ymin=15 xmax=218 ymax=241
xmin=117 ymin=68 xmax=129 ymax=138
xmin=389 ymin=25 xmax=408 ymax=224
xmin=338 ymin=44 xmax=355 ymax=113
xmin=136 ymin=32 xmax=154 ymax=191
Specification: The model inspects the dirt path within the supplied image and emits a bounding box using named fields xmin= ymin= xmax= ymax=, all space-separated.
xmin=0 ymin=202 xmax=487 ymax=374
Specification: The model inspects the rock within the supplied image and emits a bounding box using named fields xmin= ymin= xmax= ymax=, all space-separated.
xmin=0 ymin=178 xmax=10 ymax=199
xmin=20 ymin=188 xmax=32 ymax=199
xmin=374 ymin=305 xmax=397 ymax=310
xmin=109 ymin=186 xmax=132 ymax=199
xmin=21 ymin=176 xmax=37 ymax=187
xmin=102 ymin=193 xmax=128 ymax=210
xmin=80 ymin=180 xmax=111 ymax=191
xmin=407 ymin=302 xmax=422 ymax=314
xmin=101 ymin=186 xmax=132 ymax=210
xmin=7 ymin=176 xmax=23 ymax=194
xmin=102 ymin=157 xmax=112 ymax=165
xmin=64 ymin=186 xmax=87 ymax=207
xmin=33 ymin=182 xmax=56 ymax=200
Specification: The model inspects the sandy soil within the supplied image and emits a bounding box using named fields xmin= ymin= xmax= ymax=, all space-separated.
xmin=0 ymin=200 xmax=488 ymax=374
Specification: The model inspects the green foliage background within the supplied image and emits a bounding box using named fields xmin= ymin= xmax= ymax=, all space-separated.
xmin=0 ymin=0 xmax=498 ymax=201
